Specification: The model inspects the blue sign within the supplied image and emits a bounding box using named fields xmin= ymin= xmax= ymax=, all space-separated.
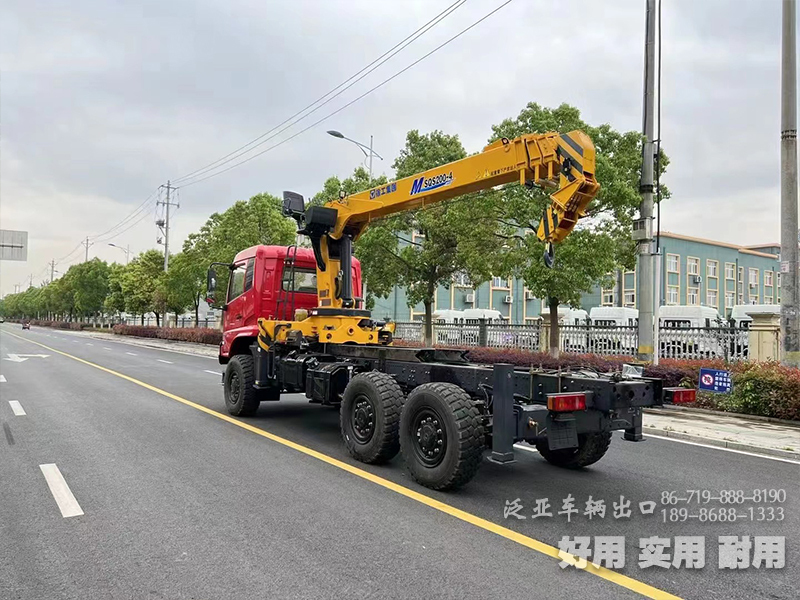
xmin=698 ymin=368 xmax=732 ymax=393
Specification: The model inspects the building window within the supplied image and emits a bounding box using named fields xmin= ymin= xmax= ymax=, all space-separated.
xmin=601 ymin=288 xmax=615 ymax=306
xmin=453 ymin=271 xmax=471 ymax=287
xmin=667 ymin=285 xmax=679 ymax=305
xmin=738 ymin=292 xmax=744 ymax=304
xmin=492 ymin=276 xmax=511 ymax=289
xmin=707 ymin=260 xmax=718 ymax=278
xmin=765 ymin=296 xmax=774 ymax=305
xmin=687 ymin=257 xmax=700 ymax=275
xmin=751 ymin=293 xmax=759 ymax=303
xmin=777 ymin=273 xmax=782 ymax=288
xmin=765 ymin=271 xmax=774 ymax=287
xmin=725 ymin=262 xmax=736 ymax=280
xmin=624 ymin=291 xmax=635 ymax=307
xmin=688 ymin=287 xmax=699 ymax=305
xmin=706 ymin=289 xmax=718 ymax=307
xmin=749 ymin=268 xmax=759 ymax=286
xmin=667 ymin=254 xmax=680 ymax=273
xmin=725 ymin=291 xmax=735 ymax=308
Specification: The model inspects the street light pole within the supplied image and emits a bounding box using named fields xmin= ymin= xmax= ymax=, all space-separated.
xmin=108 ymin=243 xmax=131 ymax=265
xmin=781 ymin=0 xmax=800 ymax=366
xmin=327 ymin=130 xmax=383 ymax=181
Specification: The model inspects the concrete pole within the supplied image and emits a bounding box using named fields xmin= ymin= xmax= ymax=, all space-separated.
xmin=781 ymin=0 xmax=800 ymax=366
xmin=164 ymin=181 xmax=171 ymax=272
xmin=369 ymin=135 xmax=374 ymax=181
xmin=636 ymin=0 xmax=657 ymax=362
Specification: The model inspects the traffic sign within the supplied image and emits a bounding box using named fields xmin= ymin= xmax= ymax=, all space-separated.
xmin=0 ymin=230 xmax=28 ymax=261
xmin=698 ymin=368 xmax=732 ymax=393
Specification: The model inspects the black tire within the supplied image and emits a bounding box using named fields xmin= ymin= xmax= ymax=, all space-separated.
xmin=535 ymin=432 xmax=612 ymax=469
xmin=340 ymin=372 xmax=403 ymax=464
xmin=224 ymin=355 xmax=261 ymax=416
xmin=400 ymin=383 xmax=484 ymax=491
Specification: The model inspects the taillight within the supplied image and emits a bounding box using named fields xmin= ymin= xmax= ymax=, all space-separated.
xmin=547 ymin=392 xmax=587 ymax=412
xmin=664 ymin=388 xmax=696 ymax=404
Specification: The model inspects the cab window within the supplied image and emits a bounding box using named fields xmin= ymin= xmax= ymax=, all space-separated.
xmin=228 ymin=259 xmax=254 ymax=302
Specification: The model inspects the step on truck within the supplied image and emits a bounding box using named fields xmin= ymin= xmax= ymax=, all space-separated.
xmin=209 ymin=129 xmax=695 ymax=490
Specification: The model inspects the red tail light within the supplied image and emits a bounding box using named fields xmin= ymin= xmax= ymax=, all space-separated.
xmin=547 ymin=392 xmax=587 ymax=412
xmin=664 ymin=388 xmax=696 ymax=404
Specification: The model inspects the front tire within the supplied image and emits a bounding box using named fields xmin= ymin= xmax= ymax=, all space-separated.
xmin=400 ymin=383 xmax=484 ymax=491
xmin=340 ymin=372 xmax=403 ymax=464
xmin=535 ymin=432 xmax=611 ymax=469
xmin=224 ymin=355 xmax=261 ymax=416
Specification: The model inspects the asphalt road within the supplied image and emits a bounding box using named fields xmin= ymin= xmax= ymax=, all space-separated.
xmin=1 ymin=324 xmax=798 ymax=600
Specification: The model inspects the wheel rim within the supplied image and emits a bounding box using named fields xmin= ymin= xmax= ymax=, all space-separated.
xmin=351 ymin=394 xmax=375 ymax=443
xmin=230 ymin=372 xmax=241 ymax=404
xmin=411 ymin=407 xmax=446 ymax=467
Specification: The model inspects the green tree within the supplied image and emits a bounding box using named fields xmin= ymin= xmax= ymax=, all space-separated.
xmin=69 ymin=258 xmax=110 ymax=322
xmin=123 ymin=249 xmax=164 ymax=325
xmin=162 ymin=251 xmax=205 ymax=324
xmin=105 ymin=262 xmax=128 ymax=318
xmin=488 ymin=103 xmax=670 ymax=356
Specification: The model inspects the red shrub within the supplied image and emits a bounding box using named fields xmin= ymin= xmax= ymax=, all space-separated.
xmin=112 ymin=324 xmax=221 ymax=346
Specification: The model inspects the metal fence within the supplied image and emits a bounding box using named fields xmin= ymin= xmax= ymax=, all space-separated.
xmin=392 ymin=321 xmax=750 ymax=361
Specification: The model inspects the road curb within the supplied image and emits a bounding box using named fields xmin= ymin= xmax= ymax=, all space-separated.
xmin=642 ymin=426 xmax=800 ymax=460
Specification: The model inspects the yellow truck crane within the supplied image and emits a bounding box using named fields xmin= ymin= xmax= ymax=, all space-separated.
xmin=208 ymin=129 xmax=693 ymax=491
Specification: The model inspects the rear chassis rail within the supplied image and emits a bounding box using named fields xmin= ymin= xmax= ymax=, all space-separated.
xmin=252 ymin=342 xmax=666 ymax=459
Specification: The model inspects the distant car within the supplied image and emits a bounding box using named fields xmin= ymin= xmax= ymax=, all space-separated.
xmin=22 ymin=322 xmax=30 ymax=330
xmin=0 ymin=317 xmax=4 ymax=323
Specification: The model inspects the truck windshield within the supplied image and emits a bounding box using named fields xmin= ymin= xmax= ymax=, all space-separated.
xmin=283 ymin=268 xmax=317 ymax=294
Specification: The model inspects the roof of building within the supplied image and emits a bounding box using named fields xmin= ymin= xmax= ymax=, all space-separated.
xmin=658 ymin=232 xmax=778 ymax=259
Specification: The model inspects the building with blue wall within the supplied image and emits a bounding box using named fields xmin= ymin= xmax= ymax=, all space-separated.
xmin=371 ymin=231 xmax=781 ymax=322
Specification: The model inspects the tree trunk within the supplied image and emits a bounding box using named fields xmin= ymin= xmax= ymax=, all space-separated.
xmin=194 ymin=295 xmax=200 ymax=327
xmin=155 ymin=312 xmax=160 ymax=327
xmin=423 ymin=299 xmax=433 ymax=346
xmin=140 ymin=314 xmax=144 ymax=326
xmin=548 ymin=297 xmax=560 ymax=359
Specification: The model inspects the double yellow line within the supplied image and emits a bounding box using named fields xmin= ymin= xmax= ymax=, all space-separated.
xmin=5 ymin=329 xmax=680 ymax=600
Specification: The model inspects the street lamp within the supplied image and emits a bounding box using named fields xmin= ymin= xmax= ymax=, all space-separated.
xmin=108 ymin=243 xmax=131 ymax=265
xmin=326 ymin=130 xmax=383 ymax=180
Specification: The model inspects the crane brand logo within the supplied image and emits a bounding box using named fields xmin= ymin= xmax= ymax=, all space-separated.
xmin=410 ymin=171 xmax=454 ymax=196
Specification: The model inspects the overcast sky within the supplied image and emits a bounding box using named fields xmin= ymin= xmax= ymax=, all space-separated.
xmin=0 ymin=0 xmax=788 ymax=296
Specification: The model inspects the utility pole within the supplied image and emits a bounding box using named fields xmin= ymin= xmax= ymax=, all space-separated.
xmin=157 ymin=181 xmax=178 ymax=272
xmin=636 ymin=0 xmax=657 ymax=362
xmin=29 ymin=274 xmax=34 ymax=288
xmin=781 ymin=0 xmax=800 ymax=366
xmin=50 ymin=259 xmax=56 ymax=283
xmin=157 ymin=181 xmax=179 ymax=326
xmin=82 ymin=236 xmax=94 ymax=262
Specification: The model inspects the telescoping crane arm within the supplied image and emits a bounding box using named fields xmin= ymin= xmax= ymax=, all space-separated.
xmin=283 ymin=129 xmax=600 ymax=313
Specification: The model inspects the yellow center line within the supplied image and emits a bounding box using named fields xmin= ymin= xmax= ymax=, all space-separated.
xmin=5 ymin=329 xmax=681 ymax=600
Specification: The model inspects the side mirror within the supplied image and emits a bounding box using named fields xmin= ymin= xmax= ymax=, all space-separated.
xmin=206 ymin=267 xmax=217 ymax=304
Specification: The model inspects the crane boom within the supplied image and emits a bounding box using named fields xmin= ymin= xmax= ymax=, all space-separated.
xmin=271 ymin=128 xmax=600 ymax=346
xmin=326 ymin=129 xmax=599 ymax=244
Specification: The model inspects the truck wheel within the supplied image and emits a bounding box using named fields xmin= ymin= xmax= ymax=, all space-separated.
xmin=224 ymin=355 xmax=261 ymax=416
xmin=400 ymin=383 xmax=484 ymax=491
xmin=340 ymin=372 xmax=403 ymax=464
xmin=535 ymin=432 xmax=612 ymax=469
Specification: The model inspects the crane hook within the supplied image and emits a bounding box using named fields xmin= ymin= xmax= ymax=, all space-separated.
xmin=543 ymin=242 xmax=555 ymax=269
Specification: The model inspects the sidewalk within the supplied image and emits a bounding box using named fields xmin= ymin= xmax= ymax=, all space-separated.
xmin=643 ymin=407 xmax=800 ymax=460
xmin=46 ymin=327 xmax=800 ymax=461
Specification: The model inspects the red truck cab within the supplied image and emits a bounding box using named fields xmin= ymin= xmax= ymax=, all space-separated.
xmin=218 ymin=245 xmax=362 ymax=362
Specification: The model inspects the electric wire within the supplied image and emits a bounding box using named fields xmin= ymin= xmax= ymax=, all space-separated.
xmin=171 ymin=0 xmax=467 ymax=185
xmin=179 ymin=0 xmax=514 ymax=188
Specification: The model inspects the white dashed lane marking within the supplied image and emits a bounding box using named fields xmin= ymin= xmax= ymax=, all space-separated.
xmin=39 ymin=464 xmax=84 ymax=518
xmin=9 ymin=401 xmax=26 ymax=416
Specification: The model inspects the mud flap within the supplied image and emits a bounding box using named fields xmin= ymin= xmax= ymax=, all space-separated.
xmin=546 ymin=414 xmax=579 ymax=450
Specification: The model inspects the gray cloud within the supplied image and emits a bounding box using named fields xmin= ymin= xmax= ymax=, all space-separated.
xmin=0 ymin=0 xmax=791 ymax=294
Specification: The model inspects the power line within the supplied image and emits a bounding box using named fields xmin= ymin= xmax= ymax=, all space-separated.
xmin=90 ymin=188 xmax=160 ymax=242
xmin=171 ymin=0 xmax=467 ymax=185
xmin=179 ymin=0 xmax=514 ymax=188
